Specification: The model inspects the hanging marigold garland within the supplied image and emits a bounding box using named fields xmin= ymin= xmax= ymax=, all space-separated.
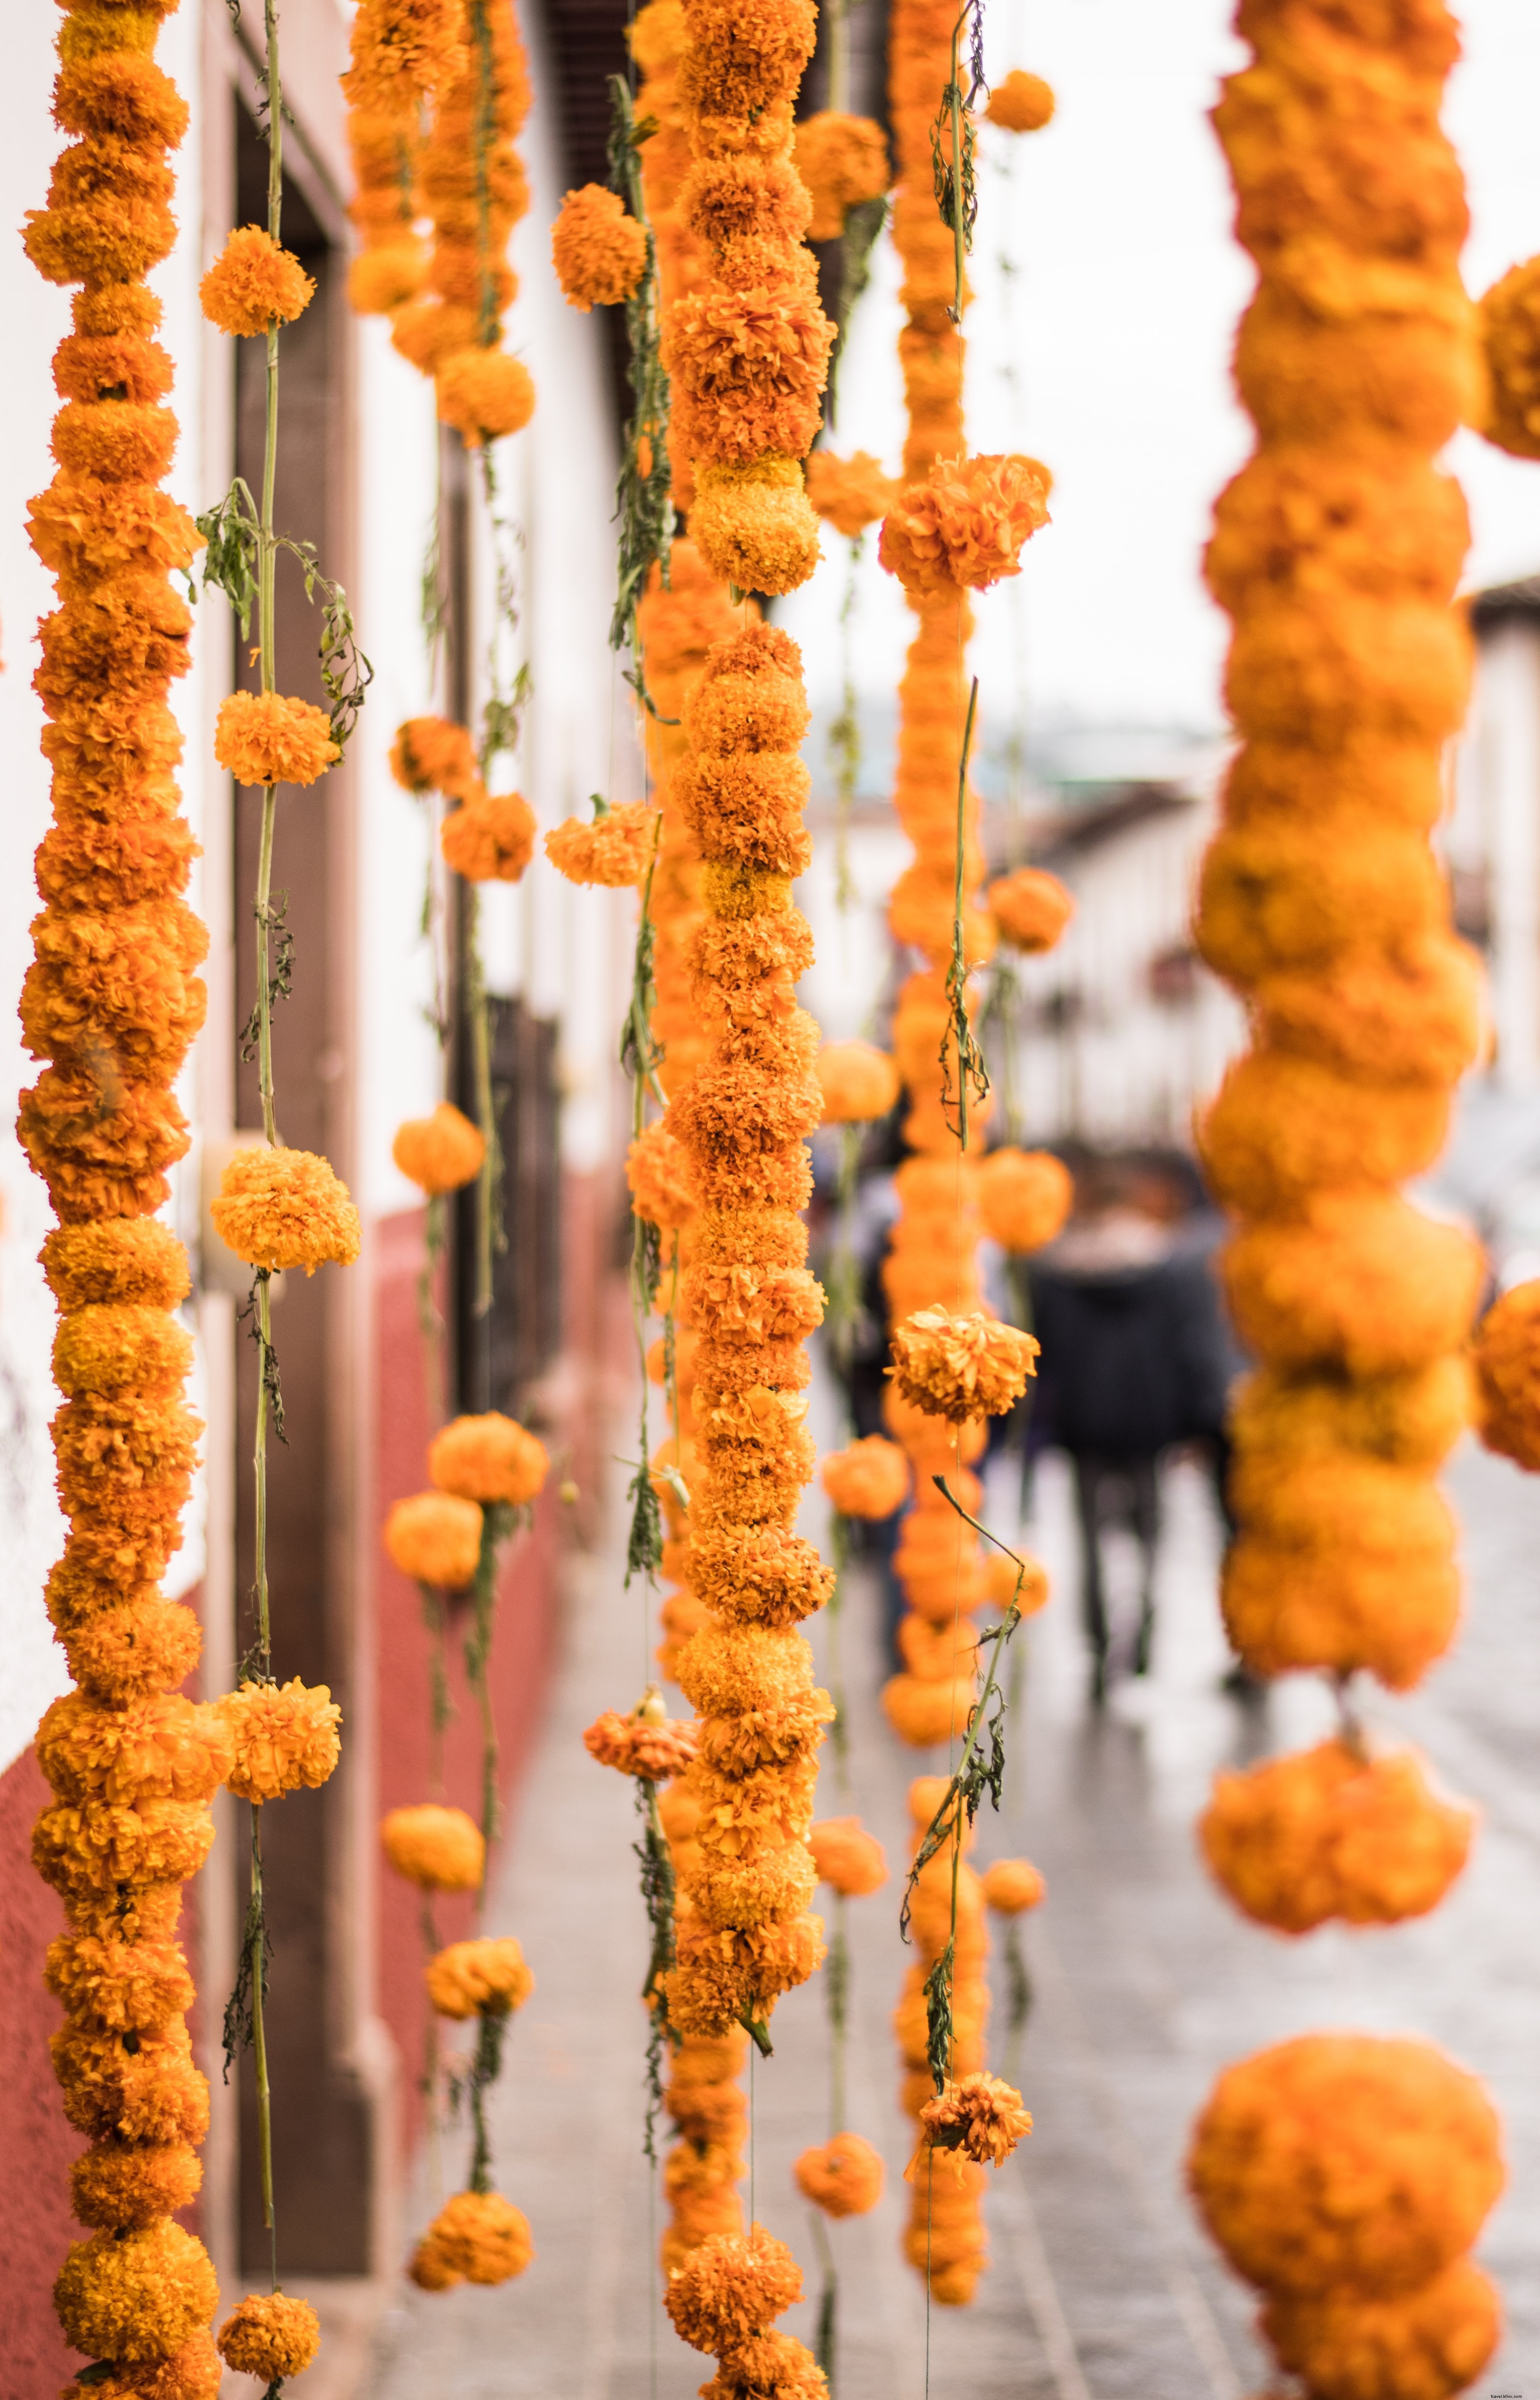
xmin=1188 ymin=0 xmax=1501 ymax=2387
xmin=21 ymin=1 xmax=228 ymax=2387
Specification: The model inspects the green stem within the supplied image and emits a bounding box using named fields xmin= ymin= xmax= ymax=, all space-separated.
xmin=949 ymin=675 xmax=980 ymax=1152
xmin=253 ymin=1270 xmax=273 ymax=1662
xmin=948 ymin=10 xmax=967 ymax=323
xmin=465 ymin=892 xmax=496 ymax=1322
xmin=467 ymin=2006 xmax=506 ymax=2194
xmin=248 ymin=1809 xmax=277 ymax=2283
xmin=827 ymin=1511 xmax=850 ymax=1791
xmin=467 ymin=0 xmax=499 ymax=349
xmin=829 ymin=1890 xmax=848 ymax=2132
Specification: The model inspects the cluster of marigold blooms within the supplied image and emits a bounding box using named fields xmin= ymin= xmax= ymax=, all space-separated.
xmin=343 ymin=0 xmax=535 ymax=448
xmin=19 ymin=0 xmax=348 ymax=2387
xmin=391 ymin=708 xmax=536 ymax=884
xmin=1184 ymin=2 xmax=1506 ymax=2390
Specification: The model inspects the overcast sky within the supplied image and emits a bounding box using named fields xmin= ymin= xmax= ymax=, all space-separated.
xmin=783 ymin=0 xmax=1540 ymax=765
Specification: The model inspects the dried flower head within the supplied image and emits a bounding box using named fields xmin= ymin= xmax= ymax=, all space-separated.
xmin=815 ymin=1039 xmax=900 ymax=1125
xmin=380 ymin=1803 xmax=486 ymax=1892
xmin=410 ymin=2190 xmax=533 ymax=2287
xmin=425 ymin=1935 xmax=533 ymax=2019
xmin=216 ymin=2292 xmax=321 ymax=2381
xmin=988 ymin=866 xmax=1073 ymax=954
xmin=585 ymin=1694 xmax=699 ymax=1780
xmin=210 ymin=1144 xmax=361 ymax=1275
xmin=888 ymin=1306 xmax=1039 ymax=1421
xmin=981 ymin=1857 xmax=1045 ymax=1916
xmin=435 ymin=349 xmax=536 ymax=447
xmin=441 ymin=787 xmax=536 ymax=882
xmin=428 ymin=1411 xmax=549 ymax=1506
xmin=914 ymin=2074 xmax=1033 ymax=2174
xmin=808 ymin=1815 xmax=887 ymax=1897
xmin=383 ymin=1490 xmax=484 ymax=1589
xmin=880 ymin=453 xmax=1050 ymax=599
xmin=389 ymin=714 xmax=479 ymax=799
xmin=217 ymin=1677 xmax=342 ymax=1805
xmin=985 ymin=70 xmax=1055 ymax=133
xmin=545 ymin=798 xmax=659 ymax=887
xmin=552 ymin=183 xmax=648 ymax=311
xmin=392 ymin=1100 xmax=486 ymax=1195
xmin=627 ymin=1120 xmax=698 ymax=1230
xmin=200 ymin=226 xmax=316 ymax=336
xmin=214 ymin=690 xmax=340 ymax=788
xmin=820 ymin=1434 xmax=909 ymax=1521
xmin=794 ymin=2130 xmax=885 ymax=2217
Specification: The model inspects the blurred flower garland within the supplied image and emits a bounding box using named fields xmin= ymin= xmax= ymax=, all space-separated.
xmin=1188 ymin=0 xmax=1501 ymax=2387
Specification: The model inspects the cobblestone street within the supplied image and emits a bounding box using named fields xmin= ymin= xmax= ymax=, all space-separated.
xmin=366 ymin=1401 xmax=1540 ymax=2400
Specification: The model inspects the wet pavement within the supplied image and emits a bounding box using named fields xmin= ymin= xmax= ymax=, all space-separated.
xmin=366 ymin=1388 xmax=1540 ymax=2400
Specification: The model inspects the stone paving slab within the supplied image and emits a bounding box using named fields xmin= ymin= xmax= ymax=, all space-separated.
xmin=368 ymin=1421 xmax=1540 ymax=2400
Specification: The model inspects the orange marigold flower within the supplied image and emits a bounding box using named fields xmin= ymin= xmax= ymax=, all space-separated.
xmin=808 ymin=1815 xmax=887 ymax=1897
xmin=435 ymin=349 xmax=536 ymax=446
xmin=987 ymin=866 xmax=1071 ymax=954
xmin=882 ymin=1672 xmax=977 ymax=1749
xmin=982 ymin=1857 xmax=1045 ymax=1915
xmin=626 ymin=1120 xmax=698 ymax=1230
xmin=913 ymin=2073 xmax=1032 ymax=2172
xmin=41 ymin=1218 xmax=191 ymax=1312
xmin=441 ymin=787 xmax=536 ymax=882
xmin=585 ymin=1690 xmax=699 ymax=1780
xmin=410 ymin=2190 xmax=533 ymax=2288
xmin=821 ymin=1433 xmax=909 ymax=1520
xmin=691 ymin=455 xmax=822 ymax=596
xmin=794 ymin=2130 xmax=885 ymax=2217
xmin=976 ymin=1146 xmax=1072 ymax=1254
xmin=425 ymin=1934 xmax=533 ymax=2018
xmin=389 ymin=714 xmax=479 ymax=799
xmin=210 ymin=1144 xmax=361 ymax=1275
xmin=383 ymin=1490 xmax=484 ymax=1589
xmin=805 ymin=448 xmax=898 ymax=539
xmin=545 ymin=798 xmax=659 ymax=887
xmin=70 ymin=2142 xmax=204 ymax=2234
xmin=392 ymin=1100 xmax=486 ymax=1195
xmin=1477 ymin=253 xmax=1540 ymax=460
xmin=214 ymin=690 xmax=339 ymax=788
xmin=552 ymin=183 xmax=648 ymax=310
xmin=380 ymin=1802 xmax=486 ymax=1891
xmin=985 ymin=70 xmax=1055 ymax=133
xmin=815 ymin=1039 xmax=899 ymax=1124
xmin=343 ymin=0 xmax=465 ymax=117
xmin=793 ymin=112 xmax=888 ymax=240
xmin=889 ymin=1305 xmax=1039 ymax=1421
xmin=428 ymin=1411 xmax=548 ymax=1506
xmin=216 ymin=2292 xmax=321 ymax=2381
xmin=1261 ymin=2258 xmax=1500 ymax=2400
xmin=880 ymin=453 xmax=1050 ymax=599
xmin=217 ymin=1677 xmax=342 ymax=1805
xmin=1188 ymin=2034 xmax=1504 ymax=2301
xmin=1473 ymin=1277 xmax=1540 ymax=1469
xmin=200 ymin=226 xmax=316 ymax=336
xmin=54 ymin=2220 xmax=218 ymax=2368
xmin=665 ymin=2223 xmax=802 ymax=2354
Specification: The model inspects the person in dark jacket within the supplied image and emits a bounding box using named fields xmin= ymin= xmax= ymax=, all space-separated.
xmin=1028 ymin=1159 xmax=1236 ymax=1700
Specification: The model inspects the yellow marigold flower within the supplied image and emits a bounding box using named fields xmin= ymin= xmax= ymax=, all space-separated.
xmin=793 ymin=2130 xmax=885 ymax=2217
xmin=424 ymin=1935 xmax=533 ymax=2019
xmin=545 ymin=798 xmax=659 ymax=887
xmin=808 ymin=1814 xmax=887 ymax=1897
xmin=214 ymin=689 xmax=340 ymax=788
xmin=988 ymin=865 xmax=1073 ymax=954
xmin=383 ymin=1489 xmax=483 ymax=1588
xmin=435 ymin=348 xmax=536 ymax=446
xmin=584 ymin=1693 xmax=699 ymax=1780
xmin=389 ymin=713 xmax=479 ymax=799
xmin=665 ymin=2223 xmax=802 ymax=2354
xmin=912 ymin=2073 xmax=1032 ymax=2174
xmin=552 ymin=182 xmax=648 ymax=310
xmin=392 ymin=1100 xmax=486 ymax=1195
xmin=976 ymin=1145 xmax=1072 ymax=1254
xmin=815 ymin=1038 xmax=899 ymax=1125
xmin=691 ymin=456 xmax=822 ymax=597
xmin=985 ymin=69 xmax=1055 ymax=133
xmin=440 ymin=787 xmax=536 ymax=881
xmin=217 ymin=1677 xmax=342 ymax=1805
xmin=41 ymin=1218 xmax=191 ymax=1311
xmin=880 ymin=453 xmax=1051 ymax=599
xmin=45 ymin=1932 xmax=195 ymax=2035
xmin=52 ymin=1304 xmax=193 ymax=1399
xmin=888 ymin=1305 xmax=1039 ymax=1421
xmin=410 ymin=2190 xmax=533 ymax=2287
xmin=200 ymin=225 xmax=316 ymax=336
xmin=805 ymin=448 xmax=897 ymax=539
xmin=626 ymin=1120 xmax=698 ymax=1230
xmin=210 ymin=1144 xmax=361 ymax=1275
xmin=216 ymin=2292 xmax=321 ymax=2381
xmin=70 ymin=2140 xmax=204 ymax=2234
xmin=428 ymin=1411 xmax=549 ymax=1506
xmin=793 ymin=111 xmax=888 ymax=240
xmin=821 ymin=1434 xmax=909 ymax=1521
xmin=982 ymin=1857 xmax=1046 ymax=1915
xmin=380 ymin=1802 xmax=486 ymax=1891
xmin=54 ymin=2220 xmax=218 ymax=2367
